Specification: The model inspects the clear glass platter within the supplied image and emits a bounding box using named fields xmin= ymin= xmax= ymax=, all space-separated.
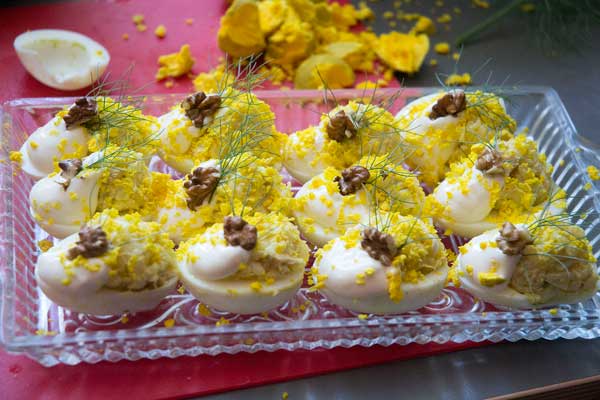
xmin=2 ymin=87 xmax=600 ymax=367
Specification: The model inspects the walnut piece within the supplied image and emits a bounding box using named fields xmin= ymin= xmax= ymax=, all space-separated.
xmin=326 ymin=110 xmax=357 ymax=142
xmin=181 ymin=92 xmax=222 ymax=128
xmin=67 ymin=226 xmax=109 ymax=260
xmin=361 ymin=227 xmax=398 ymax=266
xmin=57 ymin=158 xmax=83 ymax=190
xmin=428 ymin=91 xmax=466 ymax=120
xmin=475 ymin=148 xmax=505 ymax=175
xmin=223 ymin=216 xmax=257 ymax=251
xmin=183 ymin=166 xmax=220 ymax=211
xmin=63 ymin=97 xmax=98 ymax=129
xmin=334 ymin=165 xmax=370 ymax=195
xmin=496 ymin=222 xmax=533 ymax=256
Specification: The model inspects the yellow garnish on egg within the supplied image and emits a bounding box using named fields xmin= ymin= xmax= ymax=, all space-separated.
xmin=478 ymin=272 xmax=506 ymax=287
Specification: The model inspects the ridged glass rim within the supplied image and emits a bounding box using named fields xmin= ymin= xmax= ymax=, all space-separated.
xmin=2 ymin=86 xmax=600 ymax=356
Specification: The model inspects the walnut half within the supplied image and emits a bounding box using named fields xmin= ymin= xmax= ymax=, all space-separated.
xmin=428 ymin=91 xmax=466 ymax=120
xmin=183 ymin=166 xmax=220 ymax=211
xmin=67 ymin=226 xmax=109 ymax=260
xmin=63 ymin=97 xmax=98 ymax=129
xmin=361 ymin=227 xmax=398 ymax=266
xmin=181 ymin=92 xmax=222 ymax=128
xmin=326 ymin=110 xmax=357 ymax=142
xmin=475 ymin=148 xmax=505 ymax=176
xmin=496 ymin=222 xmax=533 ymax=256
xmin=334 ymin=165 xmax=370 ymax=195
xmin=223 ymin=216 xmax=257 ymax=251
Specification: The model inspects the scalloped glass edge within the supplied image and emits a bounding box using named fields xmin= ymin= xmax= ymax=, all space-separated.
xmin=1 ymin=86 xmax=600 ymax=367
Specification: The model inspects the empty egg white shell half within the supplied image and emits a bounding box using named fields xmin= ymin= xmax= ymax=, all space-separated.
xmin=14 ymin=29 xmax=110 ymax=91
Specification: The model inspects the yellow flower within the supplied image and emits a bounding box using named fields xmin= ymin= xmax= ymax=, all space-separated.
xmin=155 ymin=44 xmax=195 ymax=80
xmin=374 ymin=32 xmax=429 ymax=74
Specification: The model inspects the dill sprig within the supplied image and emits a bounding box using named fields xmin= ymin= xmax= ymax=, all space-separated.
xmin=187 ymin=56 xmax=278 ymax=216
xmin=455 ymin=0 xmax=600 ymax=54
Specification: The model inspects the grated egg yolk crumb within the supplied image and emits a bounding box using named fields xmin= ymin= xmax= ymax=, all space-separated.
xmin=587 ymin=165 xmax=600 ymax=180
xmin=164 ymin=318 xmax=175 ymax=328
xmin=445 ymin=73 xmax=472 ymax=86
xmin=434 ymin=42 xmax=450 ymax=54
xmin=154 ymin=24 xmax=167 ymax=38
xmin=156 ymin=44 xmax=195 ymax=80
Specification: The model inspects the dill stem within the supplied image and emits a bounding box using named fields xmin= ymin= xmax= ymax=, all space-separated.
xmin=455 ymin=0 xmax=526 ymax=47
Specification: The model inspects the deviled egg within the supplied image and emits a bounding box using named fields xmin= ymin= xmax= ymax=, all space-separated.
xmin=312 ymin=214 xmax=448 ymax=314
xmin=453 ymin=219 xmax=598 ymax=308
xmin=30 ymin=146 xmax=168 ymax=238
xmin=431 ymin=134 xmax=561 ymax=238
xmin=396 ymin=90 xmax=516 ymax=187
xmin=283 ymin=101 xmax=402 ymax=183
xmin=177 ymin=213 xmax=309 ymax=314
xmin=157 ymin=88 xmax=283 ymax=173
xmin=293 ymin=154 xmax=425 ymax=247
xmin=35 ymin=209 xmax=178 ymax=315
xmin=153 ymin=154 xmax=292 ymax=244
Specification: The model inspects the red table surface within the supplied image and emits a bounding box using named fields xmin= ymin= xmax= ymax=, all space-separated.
xmin=0 ymin=0 xmax=489 ymax=398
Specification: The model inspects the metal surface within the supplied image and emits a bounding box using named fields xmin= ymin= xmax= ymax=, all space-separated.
xmin=204 ymin=1 xmax=600 ymax=399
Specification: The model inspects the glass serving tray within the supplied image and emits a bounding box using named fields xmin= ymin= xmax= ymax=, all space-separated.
xmin=2 ymin=87 xmax=600 ymax=367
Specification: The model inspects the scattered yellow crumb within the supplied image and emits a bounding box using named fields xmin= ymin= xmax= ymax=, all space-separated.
xmin=35 ymin=329 xmax=57 ymax=336
xmin=358 ymin=314 xmax=368 ymax=320
xmin=434 ymin=42 xmax=450 ymax=54
xmin=584 ymin=182 xmax=592 ymax=191
xmin=9 ymin=151 xmax=22 ymax=165
xmin=215 ymin=317 xmax=230 ymax=327
xmin=244 ymin=338 xmax=255 ymax=345
xmin=156 ymin=44 xmax=195 ymax=80
xmin=136 ymin=24 xmax=148 ymax=32
xmin=452 ymin=52 xmax=460 ymax=61
xmin=472 ymin=0 xmax=490 ymax=9
xmin=177 ymin=285 xmax=185 ymax=294
xmin=282 ymin=392 xmax=289 ymax=400
xmin=587 ymin=165 xmax=600 ymax=180
xmin=185 ymin=18 xmax=194 ymax=25
xmin=164 ymin=318 xmax=175 ymax=328
xmin=429 ymin=59 xmax=438 ymax=66
xmin=454 ymin=7 xmax=462 ymax=14
xmin=164 ymin=80 xmax=174 ymax=88
xmin=445 ymin=72 xmax=472 ymax=86
xmin=559 ymin=159 xmax=565 ymax=166
xmin=576 ymin=147 xmax=582 ymax=153
xmin=121 ymin=315 xmax=129 ymax=324
xmin=197 ymin=303 xmax=212 ymax=317
xmin=410 ymin=16 xmax=435 ymax=36
xmin=154 ymin=24 xmax=167 ymax=38
xmin=132 ymin=14 xmax=144 ymax=24
xmin=549 ymin=308 xmax=558 ymax=315
xmin=37 ymin=239 xmax=53 ymax=252
xmin=481 ymin=312 xmax=488 ymax=317
xmin=122 ymin=33 xmax=129 ymax=41
xmin=437 ymin=14 xmax=452 ymax=23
